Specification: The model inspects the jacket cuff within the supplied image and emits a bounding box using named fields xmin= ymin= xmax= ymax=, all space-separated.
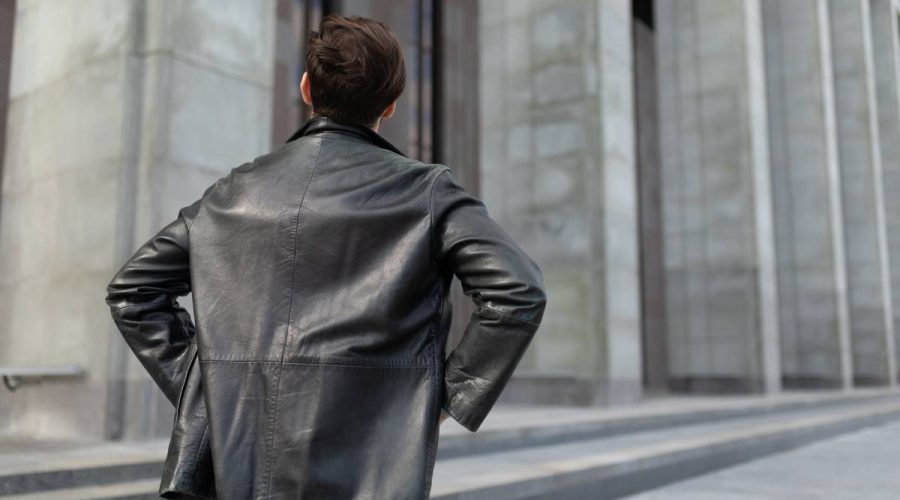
xmin=441 ymin=380 xmax=488 ymax=432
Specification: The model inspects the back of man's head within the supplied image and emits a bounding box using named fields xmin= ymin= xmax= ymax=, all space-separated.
xmin=305 ymin=15 xmax=406 ymax=127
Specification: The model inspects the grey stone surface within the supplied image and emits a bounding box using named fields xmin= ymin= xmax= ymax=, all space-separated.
xmin=624 ymin=418 xmax=900 ymax=499
xmin=431 ymin=394 xmax=900 ymax=499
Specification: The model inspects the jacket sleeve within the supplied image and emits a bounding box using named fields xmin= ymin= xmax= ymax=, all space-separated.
xmin=431 ymin=168 xmax=548 ymax=432
xmin=104 ymin=200 xmax=202 ymax=406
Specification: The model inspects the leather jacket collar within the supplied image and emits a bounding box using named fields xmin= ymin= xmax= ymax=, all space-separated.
xmin=286 ymin=115 xmax=407 ymax=158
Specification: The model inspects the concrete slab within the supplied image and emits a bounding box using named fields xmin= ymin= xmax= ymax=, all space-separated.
xmin=431 ymin=398 xmax=900 ymax=499
xmin=624 ymin=419 xmax=900 ymax=499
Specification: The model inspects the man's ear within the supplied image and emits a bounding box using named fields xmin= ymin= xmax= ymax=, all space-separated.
xmin=300 ymin=72 xmax=313 ymax=106
xmin=381 ymin=99 xmax=397 ymax=120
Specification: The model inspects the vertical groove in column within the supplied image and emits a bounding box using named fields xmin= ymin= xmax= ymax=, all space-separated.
xmin=868 ymin=0 xmax=900 ymax=385
xmin=817 ymin=0 xmax=854 ymax=389
xmin=744 ymin=0 xmax=781 ymax=393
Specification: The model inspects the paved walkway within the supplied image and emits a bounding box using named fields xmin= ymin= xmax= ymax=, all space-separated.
xmin=624 ymin=419 xmax=900 ymax=500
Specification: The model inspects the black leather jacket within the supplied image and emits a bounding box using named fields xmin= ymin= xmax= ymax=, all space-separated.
xmin=105 ymin=116 xmax=547 ymax=499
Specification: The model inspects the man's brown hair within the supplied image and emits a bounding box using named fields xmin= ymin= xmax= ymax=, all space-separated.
xmin=305 ymin=15 xmax=406 ymax=126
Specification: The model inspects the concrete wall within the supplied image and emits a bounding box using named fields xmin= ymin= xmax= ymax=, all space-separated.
xmin=0 ymin=0 xmax=276 ymax=440
xmin=478 ymin=0 xmax=642 ymax=406
xmin=656 ymin=0 xmax=781 ymax=393
xmin=4 ymin=0 xmax=900 ymax=443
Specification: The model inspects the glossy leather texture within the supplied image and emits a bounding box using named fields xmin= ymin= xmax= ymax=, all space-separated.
xmin=105 ymin=116 xmax=548 ymax=499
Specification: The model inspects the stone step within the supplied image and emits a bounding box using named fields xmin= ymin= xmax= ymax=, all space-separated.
xmin=429 ymin=397 xmax=900 ymax=500
xmin=0 ymin=479 xmax=158 ymax=500
xmin=1 ymin=389 xmax=897 ymax=497
xmin=0 ymin=440 xmax=167 ymax=496
xmin=437 ymin=388 xmax=898 ymax=459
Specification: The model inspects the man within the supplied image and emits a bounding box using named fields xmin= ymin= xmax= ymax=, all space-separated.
xmin=105 ymin=14 xmax=546 ymax=500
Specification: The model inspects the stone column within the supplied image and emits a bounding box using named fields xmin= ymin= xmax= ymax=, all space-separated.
xmin=760 ymin=0 xmax=852 ymax=389
xmin=656 ymin=0 xmax=781 ymax=393
xmin=869 ymin=0 xmax=900 ymax=384
xmin=0 ymin=0 xmax=275 ymax=440
xmin=479 ymin=0 xmax=642 ymax=406
xmin=827 ymin=0 xmax=897 ymax=387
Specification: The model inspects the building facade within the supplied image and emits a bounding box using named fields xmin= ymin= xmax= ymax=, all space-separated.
xmin=1 ymin=0 xmax=899 ymax=441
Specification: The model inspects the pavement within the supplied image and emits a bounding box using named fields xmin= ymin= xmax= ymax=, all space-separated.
xmin=623 ymin=419 xmax=900 ymax=500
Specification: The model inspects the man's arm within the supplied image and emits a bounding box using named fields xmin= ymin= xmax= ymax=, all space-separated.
xmin=104 ymin=201 xmax=202 ymax=406
xmin=431 ymin=168 xmax=548 ymax=432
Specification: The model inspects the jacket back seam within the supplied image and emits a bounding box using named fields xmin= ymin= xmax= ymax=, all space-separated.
xmin=263 ymin=138 xmax=324 ymax=498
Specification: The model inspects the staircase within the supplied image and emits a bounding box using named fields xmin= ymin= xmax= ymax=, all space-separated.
xmin=2 ymin=389 xmax=899 ymax=499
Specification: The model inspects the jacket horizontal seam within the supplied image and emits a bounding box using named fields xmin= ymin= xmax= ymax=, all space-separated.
xmin=283 ymin=361 xmax=433 ymax=369
xmin=475 ymin=304 xmax=541 ymax=327
xmin=199 ymin=359 xmax=434 ymax=368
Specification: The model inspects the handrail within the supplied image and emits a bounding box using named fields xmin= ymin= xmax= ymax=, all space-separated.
xmin=0 ymin=365 xmax=85 ymax=391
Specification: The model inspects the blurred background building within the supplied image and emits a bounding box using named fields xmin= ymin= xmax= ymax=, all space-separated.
xmin=1 ymin=0 xmax=899 ymax=445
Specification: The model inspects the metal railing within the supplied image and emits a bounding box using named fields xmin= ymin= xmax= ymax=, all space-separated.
xmin=0 ymin=365 xmax=85 ymax=391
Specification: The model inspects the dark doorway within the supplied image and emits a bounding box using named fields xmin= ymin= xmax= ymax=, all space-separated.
xmin=632 ymin=0 xmax=668 ymax=394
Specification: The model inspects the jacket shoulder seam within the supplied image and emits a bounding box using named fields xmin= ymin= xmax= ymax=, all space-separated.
xmin=428 ymin=167 xmax=452 ymax=268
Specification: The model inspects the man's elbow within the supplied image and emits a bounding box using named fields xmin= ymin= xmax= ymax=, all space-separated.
xmin=523 ymin=280 xmax=547 ymax=326
xmin=524 ymin=256 xmax=547 ymax=319
xmin=506 ymin=264 xmax=547 ymax=327
xmin=104 ymin=270 xmax=132 ymax=312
